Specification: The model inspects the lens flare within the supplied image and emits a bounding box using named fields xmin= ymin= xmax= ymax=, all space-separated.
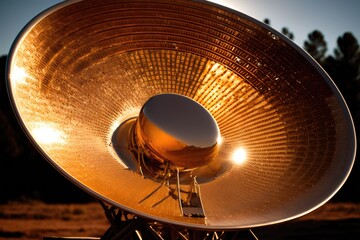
xmin=232 ymin=148 xmax=247 ymax=165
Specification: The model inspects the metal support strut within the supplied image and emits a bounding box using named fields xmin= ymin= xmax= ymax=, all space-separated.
xmin=98 ymin=201 xmax=259 ymax=240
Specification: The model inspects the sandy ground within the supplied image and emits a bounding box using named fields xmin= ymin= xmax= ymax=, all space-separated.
xmin=0 ymin=201 xmax=359 ymax=239
xmin=255 ymin=202 xmax=360 ymax=239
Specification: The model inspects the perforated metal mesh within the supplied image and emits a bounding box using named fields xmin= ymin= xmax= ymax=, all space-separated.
xmin=7 ymin=0 xmax=355 ymax=229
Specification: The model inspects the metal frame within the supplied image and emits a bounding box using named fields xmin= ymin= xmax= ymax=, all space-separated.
xmin=98 ymin=201 xmax=259 ymax=240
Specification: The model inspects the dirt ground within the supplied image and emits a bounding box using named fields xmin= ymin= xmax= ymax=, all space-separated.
xmin=0 ymin=201 xmax=359 ymax=239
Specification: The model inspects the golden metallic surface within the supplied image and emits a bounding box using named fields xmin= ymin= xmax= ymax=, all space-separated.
xmin=7 ymin=0 xmax=356 ymax=229
xmin=134 ymin=93 xmax=219 ymax=170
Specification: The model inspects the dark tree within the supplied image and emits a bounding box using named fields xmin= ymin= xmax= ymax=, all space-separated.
xmin=263 ymin=18 xmax=294 ymax=40
xmin=304 ymin=30 xmax=328 ymax=63
xmin=335 ymin=32 xmax=360 ymax=61
xmin=281 ymin=27 xmax=294 ymax=40
xmin=322 ymin=33 xmax=360 ymax=202
xmin=324 ymin=32 xmax=360 ymax=119
xmin=0 ymin=56 xmax=22 ymax=156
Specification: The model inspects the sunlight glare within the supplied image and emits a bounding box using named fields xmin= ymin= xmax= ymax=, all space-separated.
xmin=32 ymin=124 xmax=67 ymax=145
xmin=232 ymin=147 xmax=247 ymax=165
xmin=217 ymin=136 xmax=223 ymax=145
xmin=10 ymin=65 xmax=30 ymax=85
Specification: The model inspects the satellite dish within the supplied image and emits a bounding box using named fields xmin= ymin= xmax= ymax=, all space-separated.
xmin=6 ymin=0 xmax=356 ymax=236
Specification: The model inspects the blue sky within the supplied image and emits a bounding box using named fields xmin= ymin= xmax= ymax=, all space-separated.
xmin=1 ymin=0 xmax=359 ymax=56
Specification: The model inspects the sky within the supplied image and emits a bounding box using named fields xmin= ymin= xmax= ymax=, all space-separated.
xmin=0 ymin=0 xmax=360 ymax=56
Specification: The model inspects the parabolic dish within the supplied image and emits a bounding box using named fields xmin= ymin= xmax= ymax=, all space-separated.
xmin=6 ymin=0 xmax=356 ymax=229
